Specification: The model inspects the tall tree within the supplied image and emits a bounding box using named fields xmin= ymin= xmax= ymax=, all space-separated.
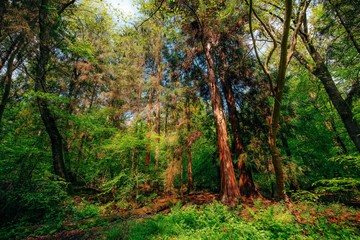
xmin=0 ymin=34 xmax=24 ymax=123
xmin=249 ymin=0 xmax=309 ymax=199
xmin=217 ymin=26 xmax=258 ymax=198
xmin=294 ymin=7 xmax=360 ymax=152
xmin=34 ymin=0 xmax=75 ymax=181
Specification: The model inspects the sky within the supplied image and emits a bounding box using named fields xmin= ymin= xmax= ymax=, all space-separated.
xmin=105 ymin=0 xmax=138 ymax=16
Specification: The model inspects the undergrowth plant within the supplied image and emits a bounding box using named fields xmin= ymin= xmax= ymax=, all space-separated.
xmin=103 ymin=201 xmax=359 ymax=240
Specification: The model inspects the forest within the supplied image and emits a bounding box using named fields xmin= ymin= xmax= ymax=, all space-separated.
xmin=0 ymin=0 xmax=359 ymax=239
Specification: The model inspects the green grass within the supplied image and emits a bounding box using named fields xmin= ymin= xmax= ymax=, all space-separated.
xmin=104 ymin=201 xmax=360 ymax=240
xmin=2 ymin=198 xmax=359 ymax=240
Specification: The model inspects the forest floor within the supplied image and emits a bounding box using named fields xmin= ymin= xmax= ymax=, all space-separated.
xmin=4 ymin=191 xmax=360 ymax=239
xmin=23 ymin=192 xmax=219 ymax=240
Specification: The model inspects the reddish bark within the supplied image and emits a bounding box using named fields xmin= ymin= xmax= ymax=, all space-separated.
xmin=219 ymin=50 xmax=258 ymax=199
xmin=205 ymin=42 xmax=240 ymax=205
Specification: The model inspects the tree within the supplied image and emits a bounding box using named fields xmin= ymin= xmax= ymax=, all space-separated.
xmin=0 ymin=34 xmax=24 ymax=123
xmin=181 ymin=1 xmax=241 ymax=204
xmin=216 ymin=22 xmax=259 ymax=198
xmin=293 ymin=2 xmax=360 ymax=152
xmin=34 ymin=0 xmax=75 ymax=182
xmin=249 ymin=0 xmax=309 ymax=199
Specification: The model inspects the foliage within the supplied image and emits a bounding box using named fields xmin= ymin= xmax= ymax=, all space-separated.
xmin=1 ymin=0 xmax=360 ymax=238
xmin=313 ymin=178 xmax=360 ymax=202
xmin=104 ymin=201 xmax=359 ymax=240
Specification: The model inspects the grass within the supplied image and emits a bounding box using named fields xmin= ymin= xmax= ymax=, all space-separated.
xmin=1 ymin=196 xmax=359 ymax=240
xmin=103 ymin=200 xmax=360 ymax=240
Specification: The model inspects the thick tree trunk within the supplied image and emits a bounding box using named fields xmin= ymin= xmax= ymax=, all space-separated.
xmin=36 ymin=0 xmax=69 ymax=181
xmin=219 ymin=52 xmax=258 ymax=198
xmin=205 ymin=42 xmax=240 ymax=205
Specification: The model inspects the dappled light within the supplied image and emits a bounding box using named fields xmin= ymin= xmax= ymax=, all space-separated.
xmin=0 ymin=0 xmax=359 ymax=239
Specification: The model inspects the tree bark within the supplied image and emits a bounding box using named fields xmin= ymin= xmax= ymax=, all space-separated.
xmin=219 ymin=51 xmax=258 ymax=198
xmin=313 ymin=66 xmax=360 ymax=153
xmin=0 ymin=36 xmax=19 ymax=73
xmin=185 ymin=95 xmax=194 ymax=192
xmin=146 ymin=87 xmax=153 ymax=168
xmin=154 ymin=67 xmax=161 ymax=171
xmin=296 ymin=30 xmax=360 ymax=152
xmin=35 ymin=0 xmax=69 ymax=181
xmin=205 ymin=42 xmax=240 ymax=205
xmin=268 ymin=0 xmax=293 ymax=200
xmin=0 ymin=37 xmax=22 ymax=123
xmin=328 ymin=0 xmax=360 ymax=54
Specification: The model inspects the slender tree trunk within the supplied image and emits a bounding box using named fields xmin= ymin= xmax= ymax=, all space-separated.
xmin=0 ymin=36 xmax=20 ymax=74
xmin=164 ymin=103 xmax=169 ymax=135
xmin=0 ymin=39 xmax=21 ymax=123
xmin=146 ymin=88 xmax=153 ymax=168
xmin=268 ymin=0 xmax=293 ymax=200
xmin=219 ymin=51 xmax=258 ymax=198
xmin=185 ymin=95 xmax=194 ymax=192
xmin=328 ymin=0 xmax=360 ymax=54
xmin=131 ymin=149 xmax=135 ymax=173
xmin=310 ymin=98 xmax=349 ymax=154
xmin=0 ymin=0 xmax=5 ymax=32
xmin=35 ymin=0 xmax=69 ymax=181
xmin=75 ymin=132 xmax=86 ymax=176
xmin=205 ymin=42 xmax=240 ymax=205
xmin=296 ymin=30 xmax=360 ymax=152
xmin=329 ymin=119 xmax=348 ymax=154
xmin=313 ymin=64 xmax=360 ymax=152
xmin=154 ymin=70 xmax=161 ymax=171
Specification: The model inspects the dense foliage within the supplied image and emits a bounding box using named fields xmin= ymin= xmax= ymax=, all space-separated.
xmin=0 ymin=0 xmax=359 ymax=238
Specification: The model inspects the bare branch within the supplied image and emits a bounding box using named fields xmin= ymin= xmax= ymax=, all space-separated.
xmin=286 ymin=0 xmax=310 ymax=66
xmin=136 ymin=0 xmax=166 ymax=30
xmin=248 ymin=0 xmax=275 ymax=95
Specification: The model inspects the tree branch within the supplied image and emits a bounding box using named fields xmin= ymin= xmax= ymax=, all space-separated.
xmin=136 ymin=0 xmax=166 ymax=30
xmin=286 ymin=0 xmax=310 ymax=66
xmin=58 ymin=0 xmax=76 ymax=15
xmin=248 ymin=0 xmax=275 ymax=96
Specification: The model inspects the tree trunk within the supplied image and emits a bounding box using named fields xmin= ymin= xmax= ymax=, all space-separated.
xmin=219 ymin=51 xmax=258 ymax=198
xmin=329 ymin=119 xmax=348 ymax=154
xmin=0 ymin=38 xmax=22 ymax=123
xmin=297 ymin=31 xmax=360 ymax=152
xmin=205 ymin=42 xmax=240 ymax=205
xmin=35 ymin=0 xmax=69 ymax=181
xmin=185 ymin=96 xmax=194 ymax=192
xmin=268 ymin=0 xmax=293 ymax=200
xmin=328 ymin=0 xmax=360 ymax=55
xmin=0 ymin=35 xmax=20 ymax=73
xmin=146 ymin=88 xmax=153 ymax=168
xmin=154 ymin=68 xmax=161 ymax=171
xmin=313 ymin=65 xmax=360 ymax=152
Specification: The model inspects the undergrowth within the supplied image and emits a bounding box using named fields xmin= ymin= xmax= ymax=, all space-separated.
xmin=1 ymin=197 xmax=359 ymax=240
xmin=104 ymin=200 xmax=359 ymax=240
